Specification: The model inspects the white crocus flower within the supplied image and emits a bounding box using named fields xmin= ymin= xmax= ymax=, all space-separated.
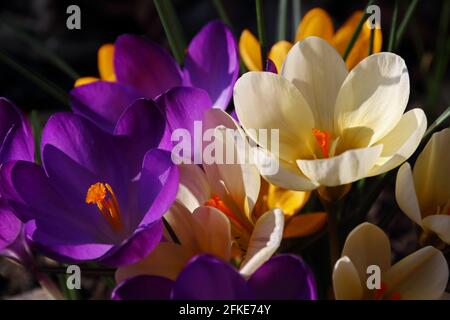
xmin=333 ymin=222 xmax=449 ymax=300
xmin=396 ymin=128 xmax=450 ymax=244
xmin=234 ymin=36 xmax=427 ymax=190
xmin=116 ymin=109 xmax=284 ymax=283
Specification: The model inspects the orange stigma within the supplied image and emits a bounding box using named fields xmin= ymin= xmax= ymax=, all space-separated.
xmin=373 ymin=282 xmax=401 ymax=300
xmin=204 ymin=195 xmax=251 ymax=233
xmin=312 ymin=128 xmax=331 ymax=158
xmin=86 ymin=182 xmax=123 ymax=232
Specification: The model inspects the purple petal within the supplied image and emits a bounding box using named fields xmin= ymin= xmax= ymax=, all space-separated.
xmin=114 ymin=34 xmax=182 ymax=99
xmin=114 ymin=99 xmax=168 ymax=177
xmin=172 ymin=254 xmax=252 ymax=300
xmin=99 ymin=221 xmax=163 ymax=267
xmin=0 ymin=198 xmax=22 ymax=251
xmin=137 ymin=149 xmax=179 ymax=226
xmin=248 ymin=254 xmax=318 ymax=300
xmin=0 ymin=161 xmax=113 ymax=261
xmin=157 ymin=87 xmax=211 ymax=161
xmin=70 ymin=81 xmax=142 ymax=133
xmin=0 ymin=98 xmax=34 ymax=163
xmin=112 ymin=275 xmax=173 ymax=300
xmin=265 ymin=59 xmax=278 ymax=73
xmin=183 ymin=21 xmax=239 ymax=110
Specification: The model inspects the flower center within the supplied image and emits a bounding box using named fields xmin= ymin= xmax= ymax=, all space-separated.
xmin=312 ymin=128 xmax=331 ymax=158
xmin=86 ymin=182 xmax=123 ymax=232
xmin=204 ymin=194 xmax=252 ymax=234
xmin=373 ymin=282 xmax=401 ymax=300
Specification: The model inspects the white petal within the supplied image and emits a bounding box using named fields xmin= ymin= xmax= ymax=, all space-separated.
xmin=369 ymin=108 xmax=427 ymax=176
xmin=422 ymin=215 xmax=450 ymax=244
xmin=384 ymin=246 xmax=449 ymax=300
xmin=395 ymin=163 xmax=423 ymax=226
xmin=253 ymin=147 xmax=318 ymax=191
xmin=297 ymin=145 xmax=382 ymax=186
xmin=334 ymin=53 xmax=410 ymax=147
xmin=342 ymin=222 xmax=391 ymax=282
xmin=281 ymin=37 xmax=348 ymax=132
xmin=333 ymin=256 xmax=364 ymax=300
xmin=176 ymin=164 xmax=210 ymax=212
xmin=413 ymin=128 xmax=450 ymax=213
xmin=234 ymin=71 xmax=316 ymax=161
xmin=239 ymin=208 xmax=284 ymax=277
xmin=164 ymin=202 xmax=198 ymax=249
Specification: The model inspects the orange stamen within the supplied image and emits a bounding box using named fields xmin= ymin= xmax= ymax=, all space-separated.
xmin=86 ymin=182 xmax=123 ymax=232
xmin=204 ymin=195 xmax=251 ymax=233
xmin=312 ymin=128 xmax=331 ymax=158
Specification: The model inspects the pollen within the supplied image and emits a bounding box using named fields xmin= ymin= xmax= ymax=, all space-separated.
xmin=312 ymin=128 xmax=331 ymax=158
xmin=86 ymin=182 xmax=123 ymax=232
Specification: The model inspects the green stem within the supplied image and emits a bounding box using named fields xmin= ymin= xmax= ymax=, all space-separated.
xmin=211 ymin=0 xmax=232 ymax=27
xmin=277 ymin=0 xmax=288 ymax=41
xmin=163 ymin=0 xmax=187 ymax=53
xmin=422 ymin=106 xmax=450 ymax=142
xmin=394 ymin=0 xmax=419 ymax=50
xmin=0 ymin=50 xmax=69 ymax=107
xmin=342 ymin=0 xmax=375 ymax=61
xmin=368 ymin=27 xmax=375 ymax=55
xmin=256 ymin=0 xmax=267 ymax=63
xmin=292 ymin=0 xmax=302 ymax=38
xmin=387 ymin=0 xmax=399 ymax=52
xmin=154 ymin=0 xmax=185 ymax=64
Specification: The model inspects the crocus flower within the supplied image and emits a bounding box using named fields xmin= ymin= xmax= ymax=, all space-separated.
xmin=396 ymin=128 xmax=450 ymax=244
xmin=234 ymin=37 xmax=427 ymax=191
xmin=333 ymin=222 xmax=449 ymax=300
xmin=113 ymin=254 xmax=317 ymax=300
xmin=73 ymin=20 xmax=238 ymax=125
xmin=117 ymin=108 xmax=286 ymax=282
xmin=240 ymin=8 xmax=382 ymax=72
xmin=0 ymin=100 xmax=178 ymax=266
xmin=0 ymin=98 xmax=34 ymax=253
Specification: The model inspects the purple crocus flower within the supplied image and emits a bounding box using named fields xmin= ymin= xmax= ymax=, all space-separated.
xmin=112 ymin=254 xmax=317 ymax=300
xmin=0 ymin=99 xmax=179 ymax=267
xmin=71 ymin=21 xmax=238 ymax=134
xmin=0 ymin=98 xmax=34 ymax=254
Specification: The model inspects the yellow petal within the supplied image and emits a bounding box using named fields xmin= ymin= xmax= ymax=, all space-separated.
xmin=383 ymin=246 xmax=449 ymax=299
xmin=74 ymin=76 xmax=99 ymax=87
xmin=267 ymin=183 xmax=310 ymax=216
xmin=332 ymin=11 xmax=383 ymax=69
xmin=268 ymin=41 xmax=293 ymax=73
xmin=295 ymin=8 xmax=334 ymax=42
xmin=422 ymin=214 xmax=450 ymax=244
xmin=98 ymin=43 xmax=116 ymax=81
xmin=239 ymin=29 xmax=262 ymax=71
xmin=333 ymin=256 xmax=364 ymax=300
xmin=283 ymin=212 xmax=327 ymax=238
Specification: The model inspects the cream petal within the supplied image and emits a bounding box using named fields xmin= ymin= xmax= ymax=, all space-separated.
xmin=281 ymin=37 xmax=348 ymax=132
xmin=395 ymin=163 xmax=423 ymax=226
xmin=334 ymin=53 xmax=410 ymax=147
xmin=413 ymin=128 xmax=450 ymax=213
xmin=234 ymin=71 xmax=316 ymax=161
xmin=297 ymin=145 xmax=383 ymax=186
xmin=176 ymin=164 xmax=210 ymax=212
xmin=190 ymin=206 xmax=232 ymax=260
xmin=164 ymin=202 xmax=198 ymax=249
xmin=342 ymin=222 xmax=391 ymax=282
xmin=383 ymin=246 xmax=449 ymax=300
xmin=254 ymin=147 xmax=318 ymax=191
xmin=332 ymin=256 xmax=364 ymax=300
xmin=115 ymin=242 xmax=191 ymax=282
xmin=203 ymin=109 xmax=261 ymax=219
xmin=422 ymin=215 xmax=450 ymax=244
xmin=239 ymin=208 xmax=284 ymax=277
xmin=368 ymin=108 xmax=427 ymax=176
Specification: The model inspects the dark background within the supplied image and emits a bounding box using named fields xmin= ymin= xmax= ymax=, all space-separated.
xmin=0 ymin=0 xmax=448 ymax=116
